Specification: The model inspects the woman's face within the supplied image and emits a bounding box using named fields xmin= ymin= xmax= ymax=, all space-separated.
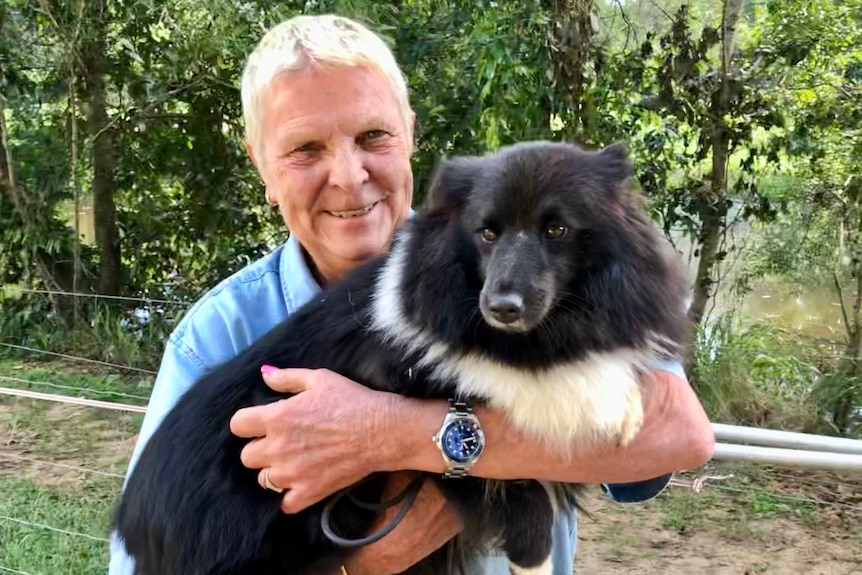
xmin=248 ymin=63 xmax=415 ymax=284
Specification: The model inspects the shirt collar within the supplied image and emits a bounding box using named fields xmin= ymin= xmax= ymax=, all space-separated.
xmin=278 ymin=208 xmax=417 ymax=313
xmin=279 ymin=233 xmax=323 ymax=314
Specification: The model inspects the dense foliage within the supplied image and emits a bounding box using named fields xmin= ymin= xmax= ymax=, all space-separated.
xmin=1 ymin=0 xmax=860 ymax=435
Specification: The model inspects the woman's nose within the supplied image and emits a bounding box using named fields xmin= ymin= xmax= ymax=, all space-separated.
xmin=328 ymin=145 xmax=369 ymax=192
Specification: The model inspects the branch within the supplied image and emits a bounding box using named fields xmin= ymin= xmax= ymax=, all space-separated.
xmin=646 ymin=0 xmax=673 ymax=22
xmin=721 ymin=0 xmax=745 ymax=80
xmin=611 ymin=0 xmax=637 ymax=51
xmin=636 ymin=95 xmax=667 ymax=112
xmin=32 ymin=1 xmax=60 ymax=31
xmin=34 ymin=0 xmax=88 ymax=73
xmin=87 ymin=77 xmax=207 ymax=144
xmin=834 ymin=271 xmax=852 ymax=338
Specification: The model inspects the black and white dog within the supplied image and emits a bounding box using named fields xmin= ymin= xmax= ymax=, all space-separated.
xmin=114 ymin=140 xmax=691 ymax=575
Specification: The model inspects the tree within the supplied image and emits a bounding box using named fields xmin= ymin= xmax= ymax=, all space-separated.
xmin=591 ymin=1 xmax=789 ymax=377
xmin=80 ymin=0 xmax=121 ymax=295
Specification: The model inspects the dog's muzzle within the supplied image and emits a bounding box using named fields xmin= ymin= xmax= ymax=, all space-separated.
xmin=485 ymin=292 xmax=525 ymax=325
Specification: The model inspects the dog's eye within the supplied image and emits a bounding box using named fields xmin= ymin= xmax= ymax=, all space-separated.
xmin=545 ymin=225 xmax=567 ymax=240
xmin=480 ymin=228 xmax=498 ymax=243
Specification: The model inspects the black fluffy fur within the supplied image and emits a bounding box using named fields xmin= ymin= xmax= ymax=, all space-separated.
xmin=113 ymin=140 xmax=691 ymax=575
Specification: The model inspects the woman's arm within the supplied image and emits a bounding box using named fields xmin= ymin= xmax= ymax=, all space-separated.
xmin=382 ymin=368 xmax=715 ymax=484
xmin=231 ymin=366 xmax=714 ymax=512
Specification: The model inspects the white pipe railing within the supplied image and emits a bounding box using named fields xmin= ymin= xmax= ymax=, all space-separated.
xmin=712 ymin=443 xmax=862 ymax=471
xmin=711 ymin=423 xmax=862 ymax=472
xmin=3 ymin=384 xmax=862 ymax=472
xmin=713 ymin=423 xmax=862 ymax=455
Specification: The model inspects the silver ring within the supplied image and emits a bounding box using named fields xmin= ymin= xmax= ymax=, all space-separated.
xmin=262 ymin=468 xmax=284 ymax=493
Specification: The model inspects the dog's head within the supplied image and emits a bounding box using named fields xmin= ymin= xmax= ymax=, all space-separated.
xmin=423 ymin=140 xmax=642 ymax=334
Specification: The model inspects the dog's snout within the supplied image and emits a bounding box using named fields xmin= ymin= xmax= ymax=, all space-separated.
xmin=487 ymin=293 xmax=525 ymax=325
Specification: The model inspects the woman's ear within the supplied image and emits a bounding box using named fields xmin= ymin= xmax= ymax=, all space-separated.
xmin=246 ymin=140 xmax=278 ymax=206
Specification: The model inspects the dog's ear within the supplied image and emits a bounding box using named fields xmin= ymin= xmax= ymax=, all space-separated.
xmin=422 ymin=155 xmax=482 ymax=217
xmin=592 ymin=141 xmax=637 ymax=207
xmin=598 ymin=141 xmax=635 ymax=182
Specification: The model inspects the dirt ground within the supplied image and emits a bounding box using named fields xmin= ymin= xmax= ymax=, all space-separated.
xmin=574 ymin=470 xmax=862 ymax=575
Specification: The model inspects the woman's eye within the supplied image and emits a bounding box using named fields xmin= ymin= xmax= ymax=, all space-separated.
xmin=293 ymin=142 xmax=319 ymax=153
xmin=361 ymin=130 xmax=388 ymax=142
xmin=545 ymin=225 xmax=567 ymax=240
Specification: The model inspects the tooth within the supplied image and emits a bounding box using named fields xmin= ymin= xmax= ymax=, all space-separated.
xmin=329 ymin=202 xmax=376 ymax=218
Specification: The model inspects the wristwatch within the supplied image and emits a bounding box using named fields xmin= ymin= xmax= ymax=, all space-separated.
xmin=432 ymin=399 xmax=485 ymax=478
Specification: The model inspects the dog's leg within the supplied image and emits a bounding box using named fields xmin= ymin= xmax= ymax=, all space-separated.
xmin=494 ymin=481 xmax=555 ymax=575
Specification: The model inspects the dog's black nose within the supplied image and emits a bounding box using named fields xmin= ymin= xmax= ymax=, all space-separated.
xmin=487 ymin=293 xmax=525 ymax=324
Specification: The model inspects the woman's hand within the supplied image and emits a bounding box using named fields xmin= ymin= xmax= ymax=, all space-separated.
xmin=229 ymin=366 xmax=397 ymax=513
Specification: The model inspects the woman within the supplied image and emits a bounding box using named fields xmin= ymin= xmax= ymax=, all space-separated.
xmin=110 ymin=14 xmax=714 ymax=575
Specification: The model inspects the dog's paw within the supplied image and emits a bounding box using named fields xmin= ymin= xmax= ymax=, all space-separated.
xmin=509 ymin=557 xmax=552 ymax=575
xmin=609 ymin=384 xmax=644 ymax=448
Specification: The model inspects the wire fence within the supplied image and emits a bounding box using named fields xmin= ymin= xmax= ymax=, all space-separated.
xmin=1 ymin=294 xmax=861 ymax=574
xmin=0 ymin=453 xmax=126 ymax=480
xmin=0 ymin=343 xmax=158 ymax=375
xmin=0 ymin=409 xmax=858 ymax=575
xmin=8 ymin=287 xmax=192 ymax=307
xmin=0 ymin=565 xmax=38 ymax=575
xmin=0 ymin=513 xmax=111 ymax=544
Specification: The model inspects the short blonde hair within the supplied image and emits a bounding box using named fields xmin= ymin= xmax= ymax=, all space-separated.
xmin=240 ymin=14 xmax=412 ymax=153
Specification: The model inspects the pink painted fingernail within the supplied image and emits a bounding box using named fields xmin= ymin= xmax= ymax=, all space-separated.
xmin=261 ymin=364 xmax=278 ymax=375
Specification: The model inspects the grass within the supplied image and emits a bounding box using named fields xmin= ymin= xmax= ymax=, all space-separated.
xmin=0 ymin=475 xmax=116 ymax=574
xmin=690 ymin=313 xmax=860 ymax=436
xmin=0 ymin=356 xmax=145 ymax=574
xmin=653 ymin=479 xmax=822 ymax=535
xmin=658 ymin=488 xmax=719 ymax=532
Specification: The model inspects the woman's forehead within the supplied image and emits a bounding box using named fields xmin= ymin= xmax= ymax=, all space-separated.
xmin=261 ymin=66 xmax=405 ymax=141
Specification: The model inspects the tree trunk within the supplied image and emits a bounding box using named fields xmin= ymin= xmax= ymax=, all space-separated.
xmin=688 ymin=200 xmax=724 ymax=328
xmin=835 ymin=181 xmax=862 ymax=433
xmin=543 ymin=0 xmax=596 ymax=137
xmin=82 ymin=1 xmax=121 ymax=295
xmin=685 ymin=0 xmax=743 ymax=376
xmin=835 ymin=276 xmax=860 ymax=432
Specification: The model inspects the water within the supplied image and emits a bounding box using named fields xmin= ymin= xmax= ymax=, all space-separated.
xmin=669 ymin=219 xmax=848 ymax=343
xmin=736 ymin=279 xmax=849 ymax=340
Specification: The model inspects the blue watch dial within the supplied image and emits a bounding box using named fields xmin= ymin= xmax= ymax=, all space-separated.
xmin=441 ymin=419 xmax=483 ymax=463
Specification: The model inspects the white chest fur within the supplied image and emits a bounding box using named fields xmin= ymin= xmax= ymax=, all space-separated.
xmin=432 ymin=349 xmax=645 ymax=450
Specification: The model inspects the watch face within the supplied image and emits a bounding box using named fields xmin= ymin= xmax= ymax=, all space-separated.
xmin=441 ymin=418 xmax=483 ymax=463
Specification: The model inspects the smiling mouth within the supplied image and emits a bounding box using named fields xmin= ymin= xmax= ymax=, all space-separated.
xmin=326 ymin=199 xmax=383 ymax=218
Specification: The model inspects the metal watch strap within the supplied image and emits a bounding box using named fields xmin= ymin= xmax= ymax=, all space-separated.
xmin=450 ymin=398 xmax=473 ymax=416
xmin=443 ymin=399 xmax=474 ymax=479
xmin=443 ymin=466 xmax=471 ymax=478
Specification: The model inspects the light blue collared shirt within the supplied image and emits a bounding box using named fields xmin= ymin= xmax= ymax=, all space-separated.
xmin=109 ymin=232 xmax=679 ymax=575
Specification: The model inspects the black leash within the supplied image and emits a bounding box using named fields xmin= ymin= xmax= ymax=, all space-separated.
xmin=446 ymin=537 xmax=468 ymax=575
xmin=320 ymin=473 xmax=427 ymax=548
